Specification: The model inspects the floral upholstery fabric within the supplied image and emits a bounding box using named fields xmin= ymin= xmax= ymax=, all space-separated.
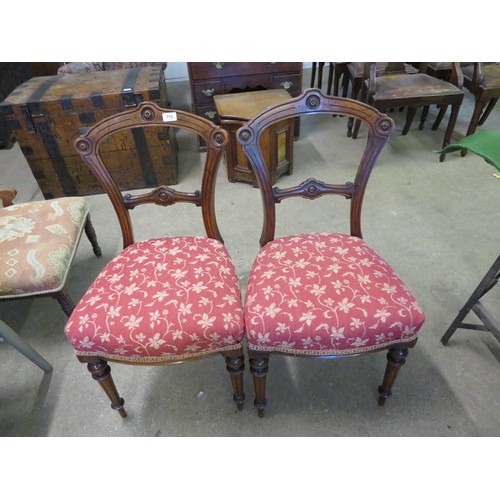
xmin=65 ymin=236 xmax=244 ymax=363
xmin=0 ymin=198 xmax=88 ymax=297
xmin=244 ymin=233 xmax=425 ymax=356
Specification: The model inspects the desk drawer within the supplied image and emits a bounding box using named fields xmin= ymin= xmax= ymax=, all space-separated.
xmin=195 ymin=104 xmax=218 ymax=123
xmin=189 ymin=62 xmax=302 ymax=80
xmin=222 ymin=74 xmax=272 ymax=94
xmin=193 ymin=80 xmax=223 ymax=105
xmin=273 ymin=73 xmax=302 ymax=96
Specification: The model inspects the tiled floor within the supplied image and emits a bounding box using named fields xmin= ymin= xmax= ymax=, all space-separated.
xmin=1 ymin=67 xmax=500 ymax=442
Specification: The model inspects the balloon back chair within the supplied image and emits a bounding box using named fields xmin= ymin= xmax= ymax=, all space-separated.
xmin=237 ymin=89 xmax=426 ymax=417
xmin=65 ymin=102 xmax=245 ymax=418
xmin=0 ymin=187 xmax=101 ymax=317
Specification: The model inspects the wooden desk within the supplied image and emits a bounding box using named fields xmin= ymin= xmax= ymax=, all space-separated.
xmin=188 ymin=62 xmax=302 ymax=150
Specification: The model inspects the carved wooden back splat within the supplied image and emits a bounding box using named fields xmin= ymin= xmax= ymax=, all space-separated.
xmin=237 ymin=89 xmax=394 ymax=246
xmin=74 ymin=102 xmax=229 ymax=248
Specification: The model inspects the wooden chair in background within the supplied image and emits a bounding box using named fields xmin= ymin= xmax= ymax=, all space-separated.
xmin=462 ymin=63 xmax=500 ymax=142
xmin=350 ymin=63 xmax=464 ymax=161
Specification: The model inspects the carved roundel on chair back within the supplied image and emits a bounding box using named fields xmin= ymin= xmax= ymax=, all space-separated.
xmin=376 ymin=117 xmax=394 ymax=137
xmin=237 ymin=127 xmax=254 ymax=146
xmin=140 ymin=105 xmax=156 ymax=122
xmin=305 ymin=92 xmax=321 ymax=109
xmin=210 ymin=129 xmax=229 ymax=149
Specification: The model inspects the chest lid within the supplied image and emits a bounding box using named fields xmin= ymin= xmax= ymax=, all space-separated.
xmin=0 ymin=65 xmax=163 ymax=114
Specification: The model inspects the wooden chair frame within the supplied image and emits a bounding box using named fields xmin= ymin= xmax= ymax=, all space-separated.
xmin=237 ymin=89 xmax=419 ymax=416
xmin=72 ymin=102 xmax=244 ymax=418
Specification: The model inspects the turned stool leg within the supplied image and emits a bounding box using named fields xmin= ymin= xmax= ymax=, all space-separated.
xmin=378 ymin=347 xmax=410 ymax=406
xmin=87 ymin=358 xmax=127 ymax=418
xmin=54 ymin=286 xmax=76 ymax=317
xmin=84 ymin=214 xmax=102 ymax=257
xmin=224 ymin=350 xmax=245 ymax=410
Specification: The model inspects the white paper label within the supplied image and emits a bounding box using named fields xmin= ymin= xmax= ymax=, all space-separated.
xmin=162 ymin=112 xmax=178 ymax=122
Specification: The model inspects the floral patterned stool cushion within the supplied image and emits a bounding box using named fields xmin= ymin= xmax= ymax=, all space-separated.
xmin=244 ymin=233 xmax=425 ymax=356
xmin=65 ymin=236 xmax=245 ymax=363
xmin=0 ymin=197 xmax=88 ymax=298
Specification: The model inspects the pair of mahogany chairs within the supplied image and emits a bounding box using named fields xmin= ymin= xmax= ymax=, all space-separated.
xmin=6 ymin=90 xmax=426 ymax=418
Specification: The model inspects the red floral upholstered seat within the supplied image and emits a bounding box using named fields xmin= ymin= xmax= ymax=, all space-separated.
xmin=64 ymin=102 xmax=245 ymax=418
xmin=237 ymin=89 xmax=426 ymax=416
xmin=245 ymin=233 xmax=424 ymax=355
xmin=0 ymin=189 xmax=101 ymax=315
xmin=66 ymin=236 xmax=244 ymax=363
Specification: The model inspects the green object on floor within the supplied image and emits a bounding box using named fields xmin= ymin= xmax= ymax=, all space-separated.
xmin=437 ymin=130 xmax=500 ymax=170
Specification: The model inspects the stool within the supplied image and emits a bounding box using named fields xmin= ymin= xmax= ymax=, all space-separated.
xmin=214 ymin=89 xmax=294 ymax=186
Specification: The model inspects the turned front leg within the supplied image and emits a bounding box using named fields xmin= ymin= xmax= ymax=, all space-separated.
xmin=249 ymin=353 xmax=270 ymax=417
xmin=87 ymin=358 xmax=127 ymax=418
xmin=378 ymin=347 xmax=409 ymax=406
xmin=224 ymin=350 xmax=245 ymax=410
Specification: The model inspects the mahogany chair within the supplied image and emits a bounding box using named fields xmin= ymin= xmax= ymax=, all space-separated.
xmin=461 ymin=63 xmax=500 ymax=142
xmin=0 ymin=187 xmax=101 ymax=317
xmin=310 ymin=63 xmax=349 ymax=96
xmin=345 ymin=63 xmax=418 ymax=135
xmin=350 ymin=63 xmax=464 ymax=161
xmin=310 ymin=63 xmax=332 ymax=91
xmin=420 ymin=63 xmax=500 ymax=147
xmin=418 ymin=63 xmax=473 ymax=131
xmin=237 ymin=89 xmax=426 ymax=417
xmin=65 ymin=102 xmax=245 ymax=418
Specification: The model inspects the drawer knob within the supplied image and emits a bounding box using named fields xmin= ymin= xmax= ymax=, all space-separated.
xmin=205 ymin=110 xmax=217 ymax=119
xmin=202 ymin=88 xmax=216 ymax=97
xmin=213 ymin=62 xmax=225 ymax=70
xmin=280 ymin=81 xmax=293 ymax=90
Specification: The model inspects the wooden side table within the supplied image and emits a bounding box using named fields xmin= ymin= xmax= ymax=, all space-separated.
xmin=187 ymin=62 xmax=303 ymax=150
xmin=214 ymin=89 xmax=294 ymax=186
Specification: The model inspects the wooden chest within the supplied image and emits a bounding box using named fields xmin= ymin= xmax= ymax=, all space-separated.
xmin=188 ymin=62 xmax=303 ymax=149
xmin=214 ymin=89 xmax=294 ymax=185
xmin=0 ymin=66 xmax=177 ymax=198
